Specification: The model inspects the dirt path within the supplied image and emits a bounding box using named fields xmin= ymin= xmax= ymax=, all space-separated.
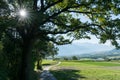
xmin=43 ymin=62 xmax=61 ymax=70
xmin=39 ymin=62 xmax=61 ymax=80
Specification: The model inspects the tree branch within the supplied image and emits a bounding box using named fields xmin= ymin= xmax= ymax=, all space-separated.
xmin=67 ymin=10 xmax=106 ymax=14
xmin=18 ymin=0 xmax=24 ymax=7
xmin=40 ymin=0 xmax=44 ymax=10
xmin=33 ymin=0 xmax=38 ymax=10
xmin=44 ymin=0 xmax=63 ymax=11
xmin=41 ymin=7 xmax=69 ymax=25
xmin=46 ymin=25 xmax=86 ymax=35
xmin=45 ymin=23 xmax=104 ymax=35
xmin=48 ymin=37 xmax=73 ymax=45
xmin=39 ymin=1 xmax=95 ymax=25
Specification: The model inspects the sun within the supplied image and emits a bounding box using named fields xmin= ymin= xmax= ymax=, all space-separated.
xmin=18 ymin=8 xmax=31 ymax=24
xmin=19 ymin=9 xmax=27 ymax=17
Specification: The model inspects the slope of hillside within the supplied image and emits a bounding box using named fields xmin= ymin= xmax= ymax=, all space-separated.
xmin=78 ymin=49 xmax=120 ymax=58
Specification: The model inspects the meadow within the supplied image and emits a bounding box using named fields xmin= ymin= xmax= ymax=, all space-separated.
xmin=45 ymin=60 xmax=120 ymax=80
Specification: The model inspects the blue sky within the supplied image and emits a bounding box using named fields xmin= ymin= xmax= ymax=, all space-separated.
xmin=57 ymin=35 xmax=115 ymax=56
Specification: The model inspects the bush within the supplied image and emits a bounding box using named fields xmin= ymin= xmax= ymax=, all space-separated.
xmin=72 ymin=56 xmax=78 ymax=60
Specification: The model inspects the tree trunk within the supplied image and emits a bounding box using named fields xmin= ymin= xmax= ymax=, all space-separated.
xmin=19 ymin=39 xmax=33 ymax=80
xmin=37 ymin=60 xmax=42 ymax=70
xmin=52 ymin=55 xmax=55 ymax=60
xmin=37 ymin=58 xmax=43 ymax=70
xmin=37 ymin=60 xmax=39 ymax=69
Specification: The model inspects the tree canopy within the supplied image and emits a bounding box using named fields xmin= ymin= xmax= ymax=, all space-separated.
xmin=0 ymin=0 xmax=120 ymax=80
xmin=1 ymin=0 xmax=120 ymax=47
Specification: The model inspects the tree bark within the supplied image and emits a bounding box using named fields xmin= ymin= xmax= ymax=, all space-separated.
xmin=37 ymin=59 xmax=43 ymax=70
xmin=19 ymin=39 xmax=33 ymax=80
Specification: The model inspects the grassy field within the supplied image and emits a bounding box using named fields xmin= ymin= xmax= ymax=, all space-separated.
xmin=49 ymin=60 xmax=120 ymax=80
xmin=42 ymin=60 xmax=58 ymax=65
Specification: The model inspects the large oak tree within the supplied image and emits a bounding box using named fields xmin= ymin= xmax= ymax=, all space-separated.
xmin=0 ymin=0 xmax=120 ymax=80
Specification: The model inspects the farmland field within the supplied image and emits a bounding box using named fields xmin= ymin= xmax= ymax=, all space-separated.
xmin=49 ymin=60 xmax=120 ymax=80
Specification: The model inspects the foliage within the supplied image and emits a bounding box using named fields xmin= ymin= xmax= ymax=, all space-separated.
xmin=63 ymin=57 xmax=69 ymax=60
xmin=1 ymin=0 xmax=120 ymax=47
xmin=72 ymin=56 xmax=78 ymax=60
xmin=46 ymin=42 xmax=59 ymax=59
xmin=0 ymin=41 xmax=8 ymax=80
xmin=33 ymin=40 xmax=58 ymax=69
xmin=0 ymin=34 xmax=22 ymax=80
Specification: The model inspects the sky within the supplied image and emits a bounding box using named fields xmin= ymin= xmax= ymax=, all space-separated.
xmin=57 ymin=35 xmax=115 ymax=56
xmin=73 ymin=35 xmax=113 ymax=46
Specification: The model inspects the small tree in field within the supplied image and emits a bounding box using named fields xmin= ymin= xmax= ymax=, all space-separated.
xmin=72 ymin=56 xmax=78 ymax=60
xmin=33 ymin=40 xmax=58 ymax=70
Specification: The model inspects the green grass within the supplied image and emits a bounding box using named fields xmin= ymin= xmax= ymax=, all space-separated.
xmin=50 ymin=60 xmax=120 ymax=80
xmin=42 ymin=60 xmax=58 ymax=66
xmin=79 ymin=61 xmax=120 ymax=66
xmin=34 ymin=60 xmax=57 ymax=70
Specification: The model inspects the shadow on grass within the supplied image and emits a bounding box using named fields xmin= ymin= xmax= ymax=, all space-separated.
xmin=50 ymin=69 xmax=86 ymax=80
xmin=42 ymin=61 xmax=58 ymax=66
xmin=42 ymin=63 xmax=51 ymax=66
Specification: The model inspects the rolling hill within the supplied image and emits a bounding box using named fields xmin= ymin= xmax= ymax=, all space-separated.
xmin=78 ymin=49 xmax=120 ymax=58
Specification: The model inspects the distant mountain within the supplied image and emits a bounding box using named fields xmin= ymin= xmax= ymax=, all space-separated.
xmin=109 ymin=49 xmax=120 ymax=54
xmin=57 ymin=42 xmax=114 ymax=56
xmin=57 ymin=43 xmax=120 ymax=58
xmin=78 ymin=49 xmax=120 ymax=58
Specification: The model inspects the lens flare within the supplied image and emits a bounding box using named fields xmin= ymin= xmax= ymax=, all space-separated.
xmin=19 ymin=9 xmax=27 ymax=17
xmin=18 ymin=8 xmax=32 ymax=24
